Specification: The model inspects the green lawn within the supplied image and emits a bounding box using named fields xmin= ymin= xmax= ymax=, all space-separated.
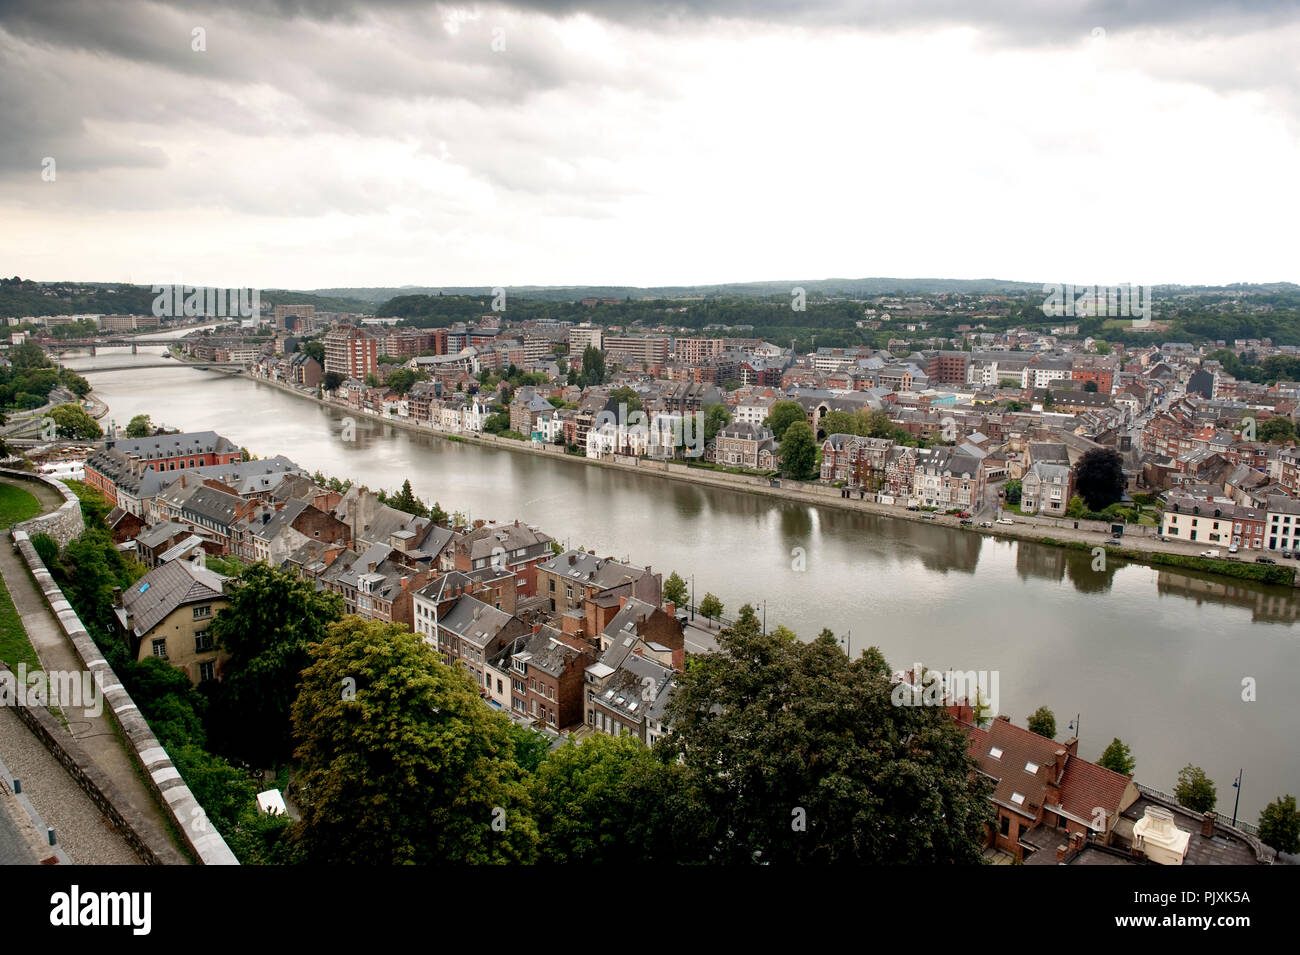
xmin=0 ymin=483 xmax=43 ymax=670
xmin=0 ymin=483 xmax=41 ymax=528
xmin=0 ymin=576 xmax=40 ymax=671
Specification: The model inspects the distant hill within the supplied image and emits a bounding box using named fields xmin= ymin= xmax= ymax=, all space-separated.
xmin=0 ymin=279 xmax=376 ymax=318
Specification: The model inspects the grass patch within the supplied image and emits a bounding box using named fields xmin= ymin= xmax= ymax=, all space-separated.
xmin=0 ymin=575 xmax=41 ymax=671
xmin=1037 ymin=537 xmax=1296 ymax=585
xmin=0 ymin=482 xmax=41 ymax=527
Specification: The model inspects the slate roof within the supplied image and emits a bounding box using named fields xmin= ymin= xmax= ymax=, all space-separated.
xmin=117 ymin=561 xmax=227 ymax=638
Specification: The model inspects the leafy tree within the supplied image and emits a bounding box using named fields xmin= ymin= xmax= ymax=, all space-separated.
xmin=47 ymin=403 xmax=102 ymax=439
xmin=1097 ymin=738 xmax=1136 ymax=776
xmin=1026 ymin=706 xmax=1056 ymax=739
xmin=662 ymin=626 xmax=992 ymax=863
xmin=765 ymin=401 xmax=805 ymax=442
xmin=1174 ymin=765 xmax=1217 ymax=814
xmin=1083 ymin=380 xmax=1099 ymax=393
xmin=292 ymin=617 xmax=537 ymax=863
xmin=206 ymin=563 xmax=344 ymax=764
xmin=1258 ymin=416 xmax=1296 ymax=444
xmin=663 ymin=571 xmax=689 ymax=608
xmin=580 ymin=345 xmax=606 ymax=386
xmin=1003 ymin=479 xmax=1022 ymax=505
xmin=59 ymin=367 xmax=91 ymax=398
xmin=861 ymin=409 xmax=894 ymax=438
xmin=698 ymin=592 xmax=723 ymax=625
xmin=821 ymin=410 xmax=858 ymax=438
xmin=299 ymin=340 xmax=326 ymax=363
xmin=387 ymin=478 xmax=430 ymax=518
xmin=384 ymin=368 xmax=418 ymax=395
xmin=1066 ymin=494 xmax=1088 ymax=518
xmin=736 ymin=603 xmax=759 ymax=630
xmin=323 ymin=371 xmax=345 ymax=392
xmin=703 ymin=402 xmax=731 ymax=443
xmin=1073 ymin=447 xmax=1125 ymax=511
xmin=124 ymin=413 xmax=153 ymax=438
xmin=1258 ymin=795 xmax=1300 ymax=854
xmin=608 ymin=385 xmax=643 ymax=413
xmin=779 ymin=420 xmax=818 ymax=480
xmin=528 ymin=734 xmax=706 ymax=863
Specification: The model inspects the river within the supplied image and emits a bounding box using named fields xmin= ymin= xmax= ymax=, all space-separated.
xmin=67 ymin=341 xmax=1299 ymax=822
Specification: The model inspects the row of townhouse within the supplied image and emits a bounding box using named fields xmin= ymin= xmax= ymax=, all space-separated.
xmin=1160 ymin=495 xmax=1268 ymax=550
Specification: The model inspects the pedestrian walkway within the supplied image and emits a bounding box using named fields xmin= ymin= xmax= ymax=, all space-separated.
xmin=1 ymin=474 xmax=187 ymax=863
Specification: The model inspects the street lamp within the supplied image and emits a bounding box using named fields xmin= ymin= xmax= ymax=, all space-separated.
xmin=1068 ymin=714 xmax=1081 ymax=742
xmin=761 ymin=600 xmax=766 ymax=635
xmin=689 ymin=574 xmax=695 ymax=621
xmin=1232 ymin=769 xmax=1243 ymax=828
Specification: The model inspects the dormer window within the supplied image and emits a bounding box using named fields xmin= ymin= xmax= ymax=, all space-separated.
xmin=990 ymin=746 xmax=1003 ymax=759
xmin=1011 ymin=792 xmax=1026 ymax=806
xmin=1025 ymin=761 xmax=1039 ymax=774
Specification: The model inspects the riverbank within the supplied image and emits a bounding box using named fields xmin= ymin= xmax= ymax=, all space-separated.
xmin=234 ymin=371 xmax=1296 ymax=589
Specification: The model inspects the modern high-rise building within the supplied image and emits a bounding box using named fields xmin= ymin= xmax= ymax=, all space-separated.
xmin=323 ymin=325 xmax=378 ymax=379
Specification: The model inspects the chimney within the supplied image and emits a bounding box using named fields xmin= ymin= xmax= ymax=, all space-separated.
xmin=665 ymin=601 xmax=675 ymax=617
xmin=1201 ymin=812 xmax=1216 ymax=838
xmin=1056 ymin=843 xmax=1067 ymax=862
xmin=568 ymin=554 xmax=576 ymax=566
xmin=618 ymin=596 xmax=628 ymax=609
xmin=1053 ymin=747 xmax=1067 ymax=779
xmin=1069 ymin=831 xmax=1085 ymax=851
xmin=400 ymin=576 xmax=409 ymax=591
xmin=112 ymin=586 xmax=122 ymax=607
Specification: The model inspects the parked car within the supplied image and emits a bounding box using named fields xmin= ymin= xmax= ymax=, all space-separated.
xmin=1104 ymin=538 xmax=1122 ymax=546
xmin=1200 ymin=549 xmax=1220 ymax=558
xmin=1256 ymin=556 xmax=1277 ymax=564
xmin=960 ymin=519 xmax=973 ymax=526
xmin=906 ymin=505 xmax=920 ymax=511
xmin=956 ymin=511 xmax=971 ymax=518
xmin=995 ymin=518 xmax=1014 ymax=525
xmin=1228 ymin=544 xmax=1239 ymax=553
xmin=979 ymin=521 xmax=993 ymax=528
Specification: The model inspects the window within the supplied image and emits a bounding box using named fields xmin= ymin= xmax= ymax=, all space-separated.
xmin=152 ymin=638 xmax=168 ymax=659
xmin=989 ymin=746 xmax=1003 ymax=759
xmin=1025 ymin=761 xmax=1039 ymax=774
xmin=199 ymin=661 xmax=215 ymax=682
xmin=195 ymin=632 xmax=214 ymax=653
xmin=193 ymin=605 xmax=211 ymax=620
xmin=1011 ymin=792 xmax=1026 ymax=806
xmin=1000 ymin=816 xmax=1010 ymax=837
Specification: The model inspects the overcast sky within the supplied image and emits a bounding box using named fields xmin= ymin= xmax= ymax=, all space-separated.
xmin=2 ymin=1 xmax=1298 ymax=290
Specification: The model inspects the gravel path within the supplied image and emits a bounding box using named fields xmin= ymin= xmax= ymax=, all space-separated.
xmin=0 ymin=704 xmax=139 ymax=864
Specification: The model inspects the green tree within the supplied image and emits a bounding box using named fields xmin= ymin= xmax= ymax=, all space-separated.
xmin=1083 ymin=380 xmax=1099 ymax=393
xmin=206 ymin=563 xmax=344 ymax=764
xmin=580 ymin=345 xmax=606 ymax=386
xmin=821 ymin=410 xmax=858 ymax=438
xmin=1174 ymin=765 xmax=1217 ymax=814
xmin=608 ymin=386 xmax=643 ymax=414
xmin=663 ymin=571 xmax=689 ymax=608
xmin=387 ymin=478 xmax=430 ymax=518
xmin=323 ymin=371 xmax=345 ymax=392
xmin=702 ymin=402 xmax=732 ymax=443
xmin=1026 ymin=706 xmax=1056 ymax=739
xmin=47 ymin=403 xmax=102 ymax=439
xmin=662 ymin=627 xmax=992 ymax=863
xmin=861 ymin=409 xmax=894 ymax=438
xmin=765 ymin=401 xmax=805 ymax=442
xmin=384 ymin=368 xmax=418 ymax=395
xmin=59 ymin=367 xmax=91 ymax=398
xmin=1258 ymin=794 xmax=1300 ymax=854
xmin=292 ymin=617 xmax=537 ymax=864
xmin=1097 ymin=738 xmax=1136 ymax=776
xmin=779 ymin=420 xmax=818 ymax=480
xmin=698 ymin=592 xmax=723 ymax=625
xmin=124 ymin=413 xmax=153 ymax=438
xmin=1258 ymin=417 xmax=1296 ymax=444
xmin=1003 ymin=479 xmax=1022 ymax=506
xmin=528 ymin=735 xmax=706 ymax=863
xmin=1073 ymin=447 xmax=1125 ymax=511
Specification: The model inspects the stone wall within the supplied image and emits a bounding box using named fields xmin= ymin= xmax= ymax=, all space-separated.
xmin=1 ymin=468 xmax=86 ymax=547
xmin=9 ymin=528 xmax=239 ymax=865
xmin=0 ymin=661 xmax=186 ymax=865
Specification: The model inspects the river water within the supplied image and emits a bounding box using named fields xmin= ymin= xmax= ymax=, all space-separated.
xmin=67 ymin=342 xmax=1299 ymax=822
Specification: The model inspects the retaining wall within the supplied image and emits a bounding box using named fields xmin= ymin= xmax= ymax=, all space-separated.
xmin=2 ymin=467 xmax=86 ymax=547
xmin=6 ymin=469 xmax=238 ymax=865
